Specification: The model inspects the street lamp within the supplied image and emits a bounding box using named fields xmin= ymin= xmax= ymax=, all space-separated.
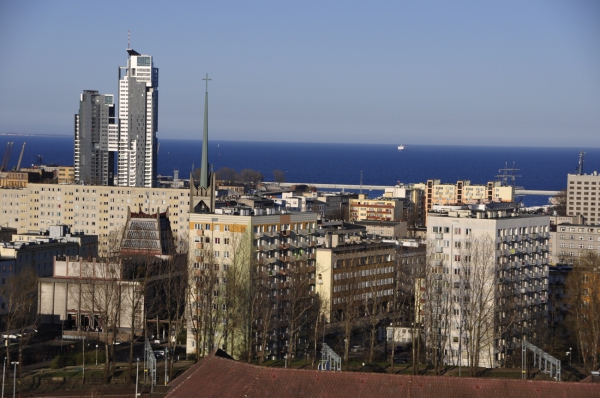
xmin=135 ymin=358 xmax=140 ymax=397
xmin=567 ymin=348 xmax=572 ymax=367
xmin=1 ymin=357 xmax=6 ymax=398
xmin=10 ymin=361 xmax=18 ymax=398
xmin=95 ymin=344 xmax=98 ymax=366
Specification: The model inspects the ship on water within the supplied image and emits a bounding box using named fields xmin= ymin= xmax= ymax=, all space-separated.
xmin=398 ymin=145 xmax=405 ymax=151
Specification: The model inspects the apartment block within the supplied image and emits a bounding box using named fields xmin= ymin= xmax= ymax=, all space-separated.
xmin=349 ymin=194 xmax=406 ymax=222
xmin=0 ymin=184 xmax=190 ymax=255
xmin=566 ymin=172 xmax=600 ymax=224
xmin=316 ymin=238 xmax=397 ymax=322
xmin=427 ymin=204 xmax=550 ymax=368
xmin=187 ymin=207 xmax=318 ymax=359
xmin=550 ymin=223 xmax=600 ymax=265
xmin=425 ymin=180 xmax=514 ymax=224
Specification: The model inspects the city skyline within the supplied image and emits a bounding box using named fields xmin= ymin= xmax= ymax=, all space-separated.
xmin=0 ymin=1 xmax=599 ymax=147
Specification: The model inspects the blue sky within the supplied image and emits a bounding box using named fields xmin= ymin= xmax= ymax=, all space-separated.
xmin=0 ymin=0 xmax=599 ymax=147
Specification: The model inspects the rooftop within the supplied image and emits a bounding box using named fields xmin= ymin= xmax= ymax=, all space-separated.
xmin=165 ymin=351 xmax=600 ymax=398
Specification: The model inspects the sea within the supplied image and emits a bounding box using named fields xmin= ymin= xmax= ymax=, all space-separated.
xmin=2 ymin=134 xmax=600 ymax=207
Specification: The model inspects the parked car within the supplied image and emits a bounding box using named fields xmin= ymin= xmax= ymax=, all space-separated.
xmin=387 ymin=345 xmax=404 ymax=354
xmin=350 ymin=345 xmax=363 ymax=353
xmin=153 ymin=350 xmax=165 ymax=359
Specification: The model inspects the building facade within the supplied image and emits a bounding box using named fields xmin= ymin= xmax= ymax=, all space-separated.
xmin=567 ymin=173 xmax=600 ymax=225
xmin=425 ymin=180 xmax=514 ymax=224
xmin=315 ymin=239 xmax=397 ymax=322
xmin=349 ymin=195 xmax=406 ymax=222
xmin=74 ymin=90 xmax=117 ymax=185
xmin=0 ymin=184 xmax=190 ymax=256
xmin=426 ymin=205 xmax=550 ymax=368
xmin=187 ymin=208 xmax=318 ymax=359
xmin=117 ymin=48 xmax=159 ymax=188
xmin=550 ymin=223 xmax=600 ymax=265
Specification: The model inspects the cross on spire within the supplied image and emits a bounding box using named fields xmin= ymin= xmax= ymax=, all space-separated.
xmin=203 ymin=73 xmax=211 ymax=92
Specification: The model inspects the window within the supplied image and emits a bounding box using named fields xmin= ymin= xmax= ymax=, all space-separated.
xmin=214 ymin=238 xmax=220 ymax=244
xmin=224 ymin=225 xmax=230 ymax=232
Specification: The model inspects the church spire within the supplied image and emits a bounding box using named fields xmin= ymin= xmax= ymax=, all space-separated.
xmin=200 ymin=73 xmax=211 ymax=189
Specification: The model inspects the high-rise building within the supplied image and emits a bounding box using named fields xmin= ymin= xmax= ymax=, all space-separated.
xmin=426 ymin=203 xmax=550 ymax=368
xmin=117 ymin=48 xmax=159 ymax=188
xmin=74 ymin=90 xmax=117 ymax=185
xmin=566 ymin=172 xmax=600 ymax=224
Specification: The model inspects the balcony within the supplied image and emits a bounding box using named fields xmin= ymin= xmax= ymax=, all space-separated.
xmin=435 ymin=233 xmax=443 ymax=240
xmin=280 ymin=230 xmax=291 ymax=237
xmin=435 ymin=247 xmax=443 ymax=253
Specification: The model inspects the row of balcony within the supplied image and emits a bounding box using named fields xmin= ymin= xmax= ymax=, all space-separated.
xmin=254 ymin=229 xmax=312 ymax=239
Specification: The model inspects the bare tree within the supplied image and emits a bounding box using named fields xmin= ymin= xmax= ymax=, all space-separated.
xmin=459 ymin=234 xmax=497 ymax=377
xmin=422 ymin=241 xmax=451 ymax=375
xmin=272 ymin=169 xmax=286 ymax=184
xmin=240 ymin=169 xmax=264 ymax=185
xmin=550 ymin=189 xmax=567 ymax=216
xmin=1 ymin=268 xmax=38 ymax=377
xmin=77 ymin=258 xmax=123 ymax=382
xmin=565 ymin=251 xmax=600 ymax=374
xmin=333 ymin=257 xmax=363 ymax=363
xmin=215 ymin=167 xmax=240 ymax=184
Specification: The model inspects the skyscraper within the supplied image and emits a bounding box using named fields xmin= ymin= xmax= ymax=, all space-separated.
xmin=117 ymin=48 xmax=159 ymax=187
xmin=74 ymin=90 xmax=117 ymax=185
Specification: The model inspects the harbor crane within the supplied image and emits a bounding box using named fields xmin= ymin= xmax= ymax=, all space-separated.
xmin=15 ymin=142 xmax=26 ymax=171
xmin=0 ymin=142 xmax=14 ymax=172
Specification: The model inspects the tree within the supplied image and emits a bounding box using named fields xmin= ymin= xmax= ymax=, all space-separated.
xmin=551 ymin=189 xmax=567 ymax=216
xmin=0 ymin=268 xmax=38 ymax=377
xmin=565 ymin=251 xmax=600 ymax=374
xmin=272 ymin=169 xmax=286 ymax=184
xmin=240 ymin=169 xmax=264 ymax=185
xmin=334 ymin=257 xmax=363 ymax=363
xmin=422 ymin=241 xmax=451 ymax=375
xmin=459 ymin=234 xmax=497 ymax=376
xmin=77 ymin=258 xmax=123 ymax=383
xmin=215 ymin=167 xmax=239 ymax=184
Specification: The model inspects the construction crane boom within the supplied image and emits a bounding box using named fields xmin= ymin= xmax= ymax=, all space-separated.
xmin=1 ymin=142 xmax=14 ymax=172
xmin=16 ymin=142 xmax=26 ymax=170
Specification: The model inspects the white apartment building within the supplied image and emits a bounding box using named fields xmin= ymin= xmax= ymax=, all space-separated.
xmin=426 ymin=204 xmax=550 ymax=368
xmin=117 ymin=48 xmax=159 ymax=188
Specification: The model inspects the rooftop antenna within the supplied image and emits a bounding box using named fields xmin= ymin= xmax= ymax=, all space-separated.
xmin=128 ymin=30 xmax=131 ymax=49
xmin=577 ymin=151 xmax=585 ymax=175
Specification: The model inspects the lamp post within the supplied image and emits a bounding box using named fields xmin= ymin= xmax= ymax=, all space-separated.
xmin=82 ymin=337 xmax=85 ymax=384
xmin=10 ymin=362 xmax=18 ymax=398
xmin=95 ymin=345 xmax=98 ymax=366
xmin=567 ymin=348 xmax=572 ymax=367
xmin=2 ymin=357 xmax=6 ymax=398
xmin=135 ymin=358 xmax=140 ymax=397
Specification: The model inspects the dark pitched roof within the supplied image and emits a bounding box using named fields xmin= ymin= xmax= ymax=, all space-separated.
xmin=166 ymin=351 xmax=600 ymax=398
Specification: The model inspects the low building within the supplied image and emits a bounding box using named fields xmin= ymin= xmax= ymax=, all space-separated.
xmin=57 ymin=166 xmax=74 ymax=184
xmin=355 ymin=220 xmax=407 ymax=239
xmin=0 ymin=171 xmax=28 ymax=188
xmin=38 ymin=257 xmax=141 ymax=333
xmin=349 ymin=194 xmax=406 ymax=222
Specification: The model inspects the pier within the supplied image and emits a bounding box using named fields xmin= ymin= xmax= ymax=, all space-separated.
xmin=273 ymin=182 xmax=559 ymax=196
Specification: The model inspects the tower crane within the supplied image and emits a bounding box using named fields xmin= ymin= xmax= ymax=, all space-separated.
xmin=15 ymin=142 xmax=26 ymax=171
xmin=0 ymin=142 xmax=14 ymax=172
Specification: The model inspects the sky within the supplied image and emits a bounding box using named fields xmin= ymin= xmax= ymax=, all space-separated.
xmin=0 ymin=0 xmax=599 ymax=147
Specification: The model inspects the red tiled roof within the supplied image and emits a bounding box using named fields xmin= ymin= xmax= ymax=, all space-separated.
xmin=166 ymin=351 xmax=600 ymax=398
